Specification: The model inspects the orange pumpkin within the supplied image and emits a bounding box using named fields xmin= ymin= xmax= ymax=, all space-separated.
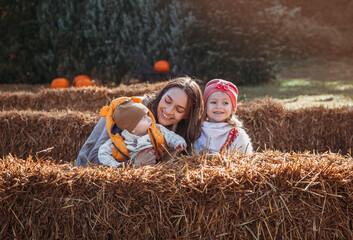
xmin=51 ymin=78 xmax=70 ymax=89
xmin=73 ymin=75 xmax=91 ymax=85
xmin=75 ymin=78 xmax=94 ymax=87
xmin=154 ymin=60 xmax=170 ymax=73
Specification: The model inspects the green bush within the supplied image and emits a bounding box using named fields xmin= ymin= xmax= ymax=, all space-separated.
xmin=184 ymin=0 xmax=283 ymax=85
xmin=2 ymin=0 xmax=282 ymax=85
xmin=35 ymin=0 xmax=194 ymax=84
xmin=185 ymin=0 xmax=353 ymax=85
xmin=264 ymin=3 xmax=353 ymax=59
xmin=2 ymin=0 xmax=352 ymax=85
xmin=0 ymin=1 xmax=41 ymax=84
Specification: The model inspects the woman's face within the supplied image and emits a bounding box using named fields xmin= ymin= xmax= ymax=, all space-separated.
xmin=157 ymin=87 xmax=189 ymax=126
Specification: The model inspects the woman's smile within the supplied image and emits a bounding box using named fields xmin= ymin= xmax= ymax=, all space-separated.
xmin=161 ymin=111 xmax=172 ymax=119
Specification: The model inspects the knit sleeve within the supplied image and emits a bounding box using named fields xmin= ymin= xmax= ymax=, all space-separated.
xmin=98 ymin=139 xmax=124 ymax=168
xmin=157 ymin=124 xmax=186 ymax=149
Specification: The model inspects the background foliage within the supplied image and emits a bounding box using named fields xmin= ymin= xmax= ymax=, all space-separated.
xmin=1 ymin=0 xmax=352 ymax=85
xmin=1 ymin=2 xmax=40 ymax=83
xmin=35 ymin=0 xmax=193 ymax=84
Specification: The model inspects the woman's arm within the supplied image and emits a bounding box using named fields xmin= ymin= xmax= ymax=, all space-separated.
xmin=76 ymin=117 xmax=110 ymax=166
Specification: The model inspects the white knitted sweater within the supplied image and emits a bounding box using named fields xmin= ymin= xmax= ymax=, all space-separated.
xmin=193 ymin=121 xmax=253 ymax=155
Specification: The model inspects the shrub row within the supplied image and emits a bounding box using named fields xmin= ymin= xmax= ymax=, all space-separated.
xmin=3 ymin=1 xmax=352 ymax=85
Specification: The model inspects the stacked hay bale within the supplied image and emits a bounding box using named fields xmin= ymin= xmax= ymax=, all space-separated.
xmin=1 ymin=152 xmax=352 ymax=239
xmin=0 ymin=82 xmax=168 ymax=112
xmin=0 ymin=110 xmax=98 ymax=161
xmin=1 ymin=96 xmax=352 ymax=162
xmin=0 ymin=82 xmax=167 ymax=161
xmin=238 ymin=98 xmax=353 ymax=154
xmin=1 ymin=81 xmax=353 ymax=238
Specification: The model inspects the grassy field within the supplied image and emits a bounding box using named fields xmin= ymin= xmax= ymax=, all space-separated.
xmin=238 ymin=58 xmax=353 ymax=109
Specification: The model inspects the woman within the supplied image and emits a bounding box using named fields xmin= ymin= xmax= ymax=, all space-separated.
xmin=76 ymin=76 xmax=204 ymax=167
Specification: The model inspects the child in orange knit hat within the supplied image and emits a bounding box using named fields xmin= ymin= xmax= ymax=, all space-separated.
xmin=98 ymin=99 xmax=186 ymax=167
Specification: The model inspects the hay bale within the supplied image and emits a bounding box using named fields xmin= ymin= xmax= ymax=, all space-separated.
xmin=0 ymin=110 xmax=98 ymax=162
xmin=1 ymin=99 xmax=352 ymax=162
xmin=238 ymin=98 xmax=353 ymax=155
xmin=1 ymin=151 xmax=352 ymax=239
xmin=0 ymin=82 xmax=167 ymax=112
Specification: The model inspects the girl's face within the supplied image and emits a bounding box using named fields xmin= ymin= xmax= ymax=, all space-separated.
xmin=157 ymin=87 xmax=189 ymax=126
xmin=206 ymin=91 xmax=233 ymax=123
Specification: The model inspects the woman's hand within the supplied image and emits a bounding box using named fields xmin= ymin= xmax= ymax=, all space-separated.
xmin=134 ymin=148 xmax=157 ymax=165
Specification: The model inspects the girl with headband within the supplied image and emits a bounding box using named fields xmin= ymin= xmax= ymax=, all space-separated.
xmin=193 ymin=79 xmax=253 ymax=155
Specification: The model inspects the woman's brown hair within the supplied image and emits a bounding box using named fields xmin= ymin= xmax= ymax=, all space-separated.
xmin=146 ymin=76 xmax=204 ymax=151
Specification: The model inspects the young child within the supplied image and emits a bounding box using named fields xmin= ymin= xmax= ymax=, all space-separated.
xmin=98 ymin=98 xmax=187 ymax=167
xmin=193 ymin=79 xmax=253 ymax=155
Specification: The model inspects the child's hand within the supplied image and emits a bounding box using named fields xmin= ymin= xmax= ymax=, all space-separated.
xmin=175 ymin=142 xmax=186 ymax=152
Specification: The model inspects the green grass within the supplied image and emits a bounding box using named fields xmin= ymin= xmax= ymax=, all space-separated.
xmin=238 ymin=59 xmax=353 ymax=109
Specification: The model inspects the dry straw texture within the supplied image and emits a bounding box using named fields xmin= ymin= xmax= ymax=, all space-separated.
xmin=0 ymin=110 xmax=99 ymax=162
xmin=238 ymin=98 xmax=353 ymax=155
xmin=1 ymin=151 xmax=353 ymax=239
xmin=0 ymin=82 xmax=167 ymax=112
xmin=1 ymin=98 xmax=352 ymax=162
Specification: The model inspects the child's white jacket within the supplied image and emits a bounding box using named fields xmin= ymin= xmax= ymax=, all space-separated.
xmin=98 ymin=124 xmax=186 ymax=167
xmin=193 ymin=122 xmax=253 ymax=155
